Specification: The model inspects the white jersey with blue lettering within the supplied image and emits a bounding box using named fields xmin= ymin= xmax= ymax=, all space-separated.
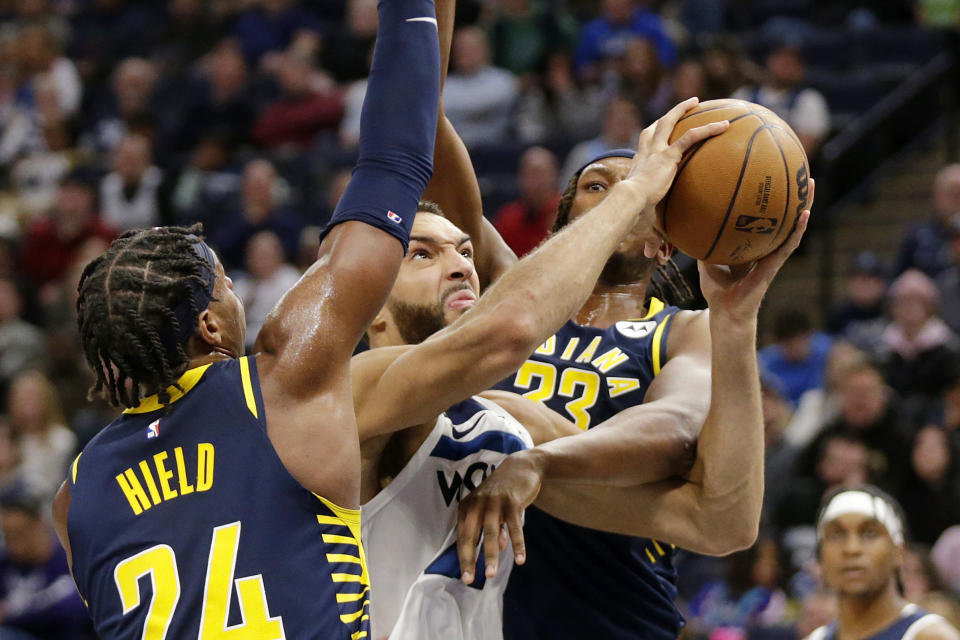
xmin=362 ymin=396 xmax=533 ymax=640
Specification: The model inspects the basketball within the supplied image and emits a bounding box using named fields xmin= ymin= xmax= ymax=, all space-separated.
xmin=657 ymin=99 xmax=811 ymax=265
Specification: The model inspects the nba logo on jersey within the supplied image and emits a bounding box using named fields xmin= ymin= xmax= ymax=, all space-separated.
xmin=387 ymin=210 xmax=402 ymax=224
xmin=146 ymin=419 xmax=160 ymax=439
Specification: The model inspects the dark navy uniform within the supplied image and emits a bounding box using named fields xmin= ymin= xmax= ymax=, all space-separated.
xmin=67 ymin=357 xmax=371 ymax=640
xmin=493 ymin=297 xmax=686 ymax=639
xmin=808 ymin=604 xmax=947 ymax=640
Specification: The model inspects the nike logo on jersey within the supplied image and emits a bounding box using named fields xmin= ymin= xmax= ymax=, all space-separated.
xmin=450 ymin=422 xmax=478 ymax=439
xmin=405 ymin=16 xmax=438 ymax=27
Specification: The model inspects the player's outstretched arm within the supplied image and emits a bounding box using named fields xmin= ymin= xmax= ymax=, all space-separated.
xmin=255 ymin=0 xmax=440 ymax=384
xmin=354 ymin=100 xmax=730 ymax=439
xmin=457 ymin=206 xmax=813 ymax=581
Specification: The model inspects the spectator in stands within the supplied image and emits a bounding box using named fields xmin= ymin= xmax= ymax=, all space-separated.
xmin=896 ymin=164 xmax=960 ymax=278
xmin=0 ymin=421 xmax=22 ymax=493
xmin=19 ymin=169 xmax=116 ymax=288
xmin=492 ymin=146 xmax=562 ymax=257
xmin=878 ymin=269 xmax=960 ymax=400
xmin=797 ymin=360 xmax=910 ymax=496
xmin=794 ymin=590 xmax=838 ymax=638
xmin=936 ymin=214 xmax=960 ymax=334
xmin=561 ymin=96 xmax=641 ymax=182
xmin=574 ymin=0 xmax=676 ymax=80
xmin=233 ymin=231 xmax=301 ymax=351
xmin=252 ymin=46 xmax=345 ymax=150
xmin=613 ymin=37 xmax=671 ymax=122
xmin=0 ymin=488 xmax=92 ymax=640
xmin=898 ymin=426 xmax=960 ymax=546
xmin=513 ymin=49 xmax=606 ymax=144
xmin=81 ymin=56 xmax=158 ymax=157
xmin=10 ymin=112 xmax=85 ymax=219
xmin=666 ymin=57 xmax=707 ymax=108
xmin=760 ymin=369 xmax=802 ymax=526
xmin=16 ymin=24 xmax=81 ymax=117
xmin=487 ymin=0 xmax=579 ymax=76
xmin=322 ymin=0 xmax=378 ymax=83
xmin=149 ymin=0 xmax=221 ymax=78
xmin=207 ymin=159 xmax=303 ymax=269
xmin=932 ymin=527 xmax=960 ymax=595
xmin=686 ymin=538 xmax=789 ymax=631
xmin=826 ymin=251 xmax=890 ymax=352
xmin=0 ymin=74 xmax=64 ymax=166
xmin=171 ymin=41 xmax=255 ymax=157
xmin=732 ymin=43 xmax=830 ymax=156
xmin=758 ymin=307 xmax=833 ymax=406
xmin=902 ymin=545 xmax=952 ymax=604
xmin=0 ymin=279 xmax=47 ymax=393
xmin=99 ymin=132 xmax=165 ymax=230
xmin=702 ymin=37 xmax=759 ymax=101
xmin=232 ymin=0 xmax=322 ymax=66
xmin=7 ymin=371 xmax=76 ymax=502
xmin=443 ymin=26 xmax=518 ymax=147
xmin=776 ymin=432 xmax=871 ymax=529
xmin=170 ymin=133 xmax=241 ymax=224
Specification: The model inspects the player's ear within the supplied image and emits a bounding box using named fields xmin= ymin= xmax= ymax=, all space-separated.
xmin=892 ymin=543 xmax=906 ymax=570
xmin=655 ymin=240 xmax=675 ymax=265
xmin=367 ymin=308 xmax=389 ymax=339
xmin=196 ymin=308 xmax=223 ymax=347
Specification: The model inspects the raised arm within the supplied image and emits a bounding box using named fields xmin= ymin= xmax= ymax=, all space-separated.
xmin=353 ymin=99 xmax=731 ymax=439
xmin=255 ymin=0 xmax=441 ymax=387
xmin=457 ymin=208 xmax=813 ymax=582
xmin=421 ymin=0 xmax=517 ymax=288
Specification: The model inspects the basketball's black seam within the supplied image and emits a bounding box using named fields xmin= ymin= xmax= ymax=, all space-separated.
xmin=765 ymin=126 xmax=793 ymax=253
xmin=663 ymin=112 xmax=763 ymax=244
xmin=702 ymin=124 xmax=770 ymax=261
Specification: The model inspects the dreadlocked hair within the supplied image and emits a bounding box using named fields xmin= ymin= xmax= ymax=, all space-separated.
xmin=552 ymin=168 xmax=695 ymax=307
xmin=76 ymin=223 xmax=215 ymax=409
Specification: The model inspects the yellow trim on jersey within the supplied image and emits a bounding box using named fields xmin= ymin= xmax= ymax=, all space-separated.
xmin=327 ymin=554 xmax=362 ymax=564
xmin=239 ymin=356 xmax=259 ymax=418
xmin=340 ymin=603 xmax=370 ymax=623
xmin=645 ymin=548 xmax=656 ymax=563
xmin=639 ymin=297 xmax=665 ymax=320
xmin=316 ymin=495 xmax=362 ymax=539
xmin=652 ymin=540 xmax=666 ymax=556
xmin=651 ymin=314 xmax=672 ymax=376
xmin=323 ymin=534 xmax=359 ymax=545
xmin=351 ymin=631 xmax=368 ymax=640
xmin=337 ymin=588 xmax=369 ymax=603
xmin=71 ymin=453 xmax=82 ymax=484
xmin=123 ymin=364 xmax=213 ymax=414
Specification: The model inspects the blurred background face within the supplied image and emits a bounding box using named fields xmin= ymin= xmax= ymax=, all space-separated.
xmin=53 ymin=182 xmax=96 ymax=240
xmin=912 ymin=426 xmax=951 ymax=484
xmin=245 ymin=231 xmax=286 ymax=281
xmin=453 ymin=27 xmax=489 ymax=76
xmin=519 ymin=147 xmax=559 ymax=207
xmin=847 ymin=274 xmax=886 ymax=307
xmin=817 ymin=438 xmax=869 ymax=486
xmin=890 ymin=292 xmax=933 ymax=334
xmin=767 ymin=47 xmax=804 ymax=88
xmin=242 ymin=160 xmax=277 ymax=214
xmin=209 ymin=44 xmax=247 ymax=97
xmin=672 ymin=60 xmax=705 ymax=101
xmin=602 ymin=0 xmax=635 ymax=23
xmin=761 ymin=385 xmax=791 ymax=445
xmin=348 ymin=0 xmax=378 ymax=37
xmin=840 ymin=369 xmax=888 ymax=428
xmin=8 ymin=372 xmax=51 ymax=432
xmin=603 ymin=98 xmax=641 ymax=144
xmin=933 ymin=165 xmax=960 ymax=220
xmin=620 ymin=38 xmax=659 ymax=82
xmin=113 ymin=134 xmax=153 ymax=183
xmin=820 ymin=513 xmax=901 ymax=597
xmin=278 ymin=52 xmax=313 ymax=95
xmin=1 ymin=508 xmax=49 ymax=565
xmin=0 ymin=279 xmax=22 ymax=323
xmin=114 ymin=58 xmax=157 ymax=116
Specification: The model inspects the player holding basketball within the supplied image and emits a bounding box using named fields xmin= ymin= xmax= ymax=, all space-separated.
xmin=807 ymin=487 xmax=959 ymax=640
xmin=50 ymin=1 xmax=441 ymax=637
xmin=424 ymin=19 xmax=811 ymax=636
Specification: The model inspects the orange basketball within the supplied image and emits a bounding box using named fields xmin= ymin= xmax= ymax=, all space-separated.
xmin=657 ymin=99 xmax=811 ymax=265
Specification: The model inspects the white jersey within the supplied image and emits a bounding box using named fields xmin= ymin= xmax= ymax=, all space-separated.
xmin=362 ymin=396 xmax=533 ymax=640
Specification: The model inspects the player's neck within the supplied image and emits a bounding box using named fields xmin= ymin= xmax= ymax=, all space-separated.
xmin=187 ymin=348 xmax=237 ymax=370
xmin=576 ymin=281 xmax=650 ymax=328
xmin=837 ymin=583 xmax=905 ymax=640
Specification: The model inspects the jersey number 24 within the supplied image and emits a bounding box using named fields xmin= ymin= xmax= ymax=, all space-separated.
xmin=114 ymin=521 xmax=286 ymax=639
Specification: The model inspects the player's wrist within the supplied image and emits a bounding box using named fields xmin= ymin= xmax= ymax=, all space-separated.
xmin=609 ymin=180 xmax=653 ymax=217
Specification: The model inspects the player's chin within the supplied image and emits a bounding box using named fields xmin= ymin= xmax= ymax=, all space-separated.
xmin=443 ymin=302 xmax=475 ymax=324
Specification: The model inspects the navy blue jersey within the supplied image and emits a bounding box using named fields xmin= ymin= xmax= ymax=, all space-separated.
xmin=68 ymin=357 xmax=371 ymax=640
xmin=494 ymin=298 xmax=686 ymax=639
xmin=810 ymin=604 xmax=943 ymax=640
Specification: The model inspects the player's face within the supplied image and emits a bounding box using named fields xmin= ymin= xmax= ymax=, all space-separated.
xmin=385 ymin=213 xmax=479 ymax=343
xmin=208 ymin=256 xmax=247 ymax=355
xmin=568 ymin=157 xmax=665 ymax=284
xmin=819 ymin=513 xmax=903 ymax=599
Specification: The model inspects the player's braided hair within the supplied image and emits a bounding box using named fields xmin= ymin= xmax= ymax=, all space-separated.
xmin=76 ymin=224 xmax=216 ymax=409
xmin=553 ymin=170 xmax=694 ymax=306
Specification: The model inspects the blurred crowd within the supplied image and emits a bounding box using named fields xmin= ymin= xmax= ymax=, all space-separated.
xmin=0 ymin=0 xmax=957 ymax=638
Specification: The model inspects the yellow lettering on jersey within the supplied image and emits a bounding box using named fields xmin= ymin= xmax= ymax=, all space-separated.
xmin=117 ymin=469 xmax=152 ymax=515
xmin=154 ymin=452 xmax=178 ymax=501
xmin=139 ymin=460 xmax=163 ymax=506
xmin=535 ymin=335 xmax=556 ymax=356
xmin=117 ymin=444 xmax=214 ymax=516
xmin=574 ymin=337 xmax=602 ymax=363
xmin=591 ymin=347 xmax=628 ymax=373
xmin=559 ymin=337 xmax=580 ymax=361
xmin=607 ymin=377 xmax=641 ymax=398
xmin=197 ymin=443 xmax=215 ymax=491
xmin=174 ymin=447 xmax=194 ymax=495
